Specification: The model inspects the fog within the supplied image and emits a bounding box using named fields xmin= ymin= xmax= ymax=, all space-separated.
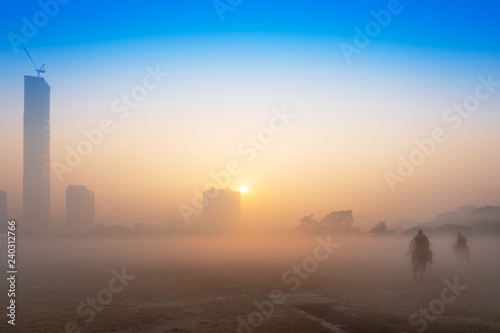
xmin=15 ymin=233 xmax=500 ymax=268
xmin=3 ymin=233 xmax=499 ymax=332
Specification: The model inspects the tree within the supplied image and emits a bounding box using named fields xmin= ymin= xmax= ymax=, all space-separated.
xmin=296 ymin=215 xmax=320 ymax=233
xmin=369 ymin=221 xmax=393 ymax=236
xmin=320 ymin=210 xmax=354 ymax=231
xmin=134 ymin=223 xmax=147 ymax=235
xmin=299 ymin=215 xmax=318 ymax=227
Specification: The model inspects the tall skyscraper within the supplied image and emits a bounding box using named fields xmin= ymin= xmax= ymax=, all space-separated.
xmin=203 ymin=188 xmax=241 ymax=232
xmin=0 ymin=191 xmax=6 ymax=224
xmin=23 ymin=75 xmax=50 ymax=233
xmin=66 ymin=185 xmax=95 ymax=235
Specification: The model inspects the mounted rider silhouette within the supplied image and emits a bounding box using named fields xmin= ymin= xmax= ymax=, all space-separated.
xmin=412 ymin=229 xmax=433 ymax=264
xmin=454 ymin=232 xmax=471 ymax=262
xmin=457 ymin=232 xmax=467 ymax=247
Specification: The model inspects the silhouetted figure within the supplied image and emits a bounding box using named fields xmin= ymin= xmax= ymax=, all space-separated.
xmin=457 ymin=232 xmax=466 ymax=246
xmin=411 ymin=230 xmax=433 ymax=281
xmin=413 ymin=230 xmax=433 ymax=263
xmin=453 ymin=232 xmax=471 ymax=263
xmin=406 ymin=238 xmax=416 ymax=258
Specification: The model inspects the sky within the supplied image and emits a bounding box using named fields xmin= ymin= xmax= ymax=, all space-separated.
xmin=0 ymin=0 xmax=499 ymax=231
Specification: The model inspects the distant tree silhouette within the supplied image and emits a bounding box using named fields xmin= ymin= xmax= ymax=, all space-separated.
xmin=320 ymin=210 xmax=354 ymax=231
xmin=86 ymin=224 xmax=135 ymax=238
xmin=470 ymin=219 xmax=500 ymax=235
xmin=470 ymin=205 xmax=500 ymax=216
xmin=299 ymin=215 xmax=318 ymax=227
xmin=403 ymin=226 xmax=434 ymax=237
xmin=296 ymin=215 xmax=321 ymax=233
xmin=134 ymin=222 xmax=146 ymax=234
xmin=369 ymin=221 xmax=393 ymax=236
xmin=435 ymin=224 xmax=473 ymax=236
xmin=456 ymin=205 xmax=478 ymax=216
xmin=297 ymin=210 xmax=362 ymax=235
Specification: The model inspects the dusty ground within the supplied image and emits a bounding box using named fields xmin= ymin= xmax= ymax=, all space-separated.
xmin=0 ymin=235 xmax=499 ymax=333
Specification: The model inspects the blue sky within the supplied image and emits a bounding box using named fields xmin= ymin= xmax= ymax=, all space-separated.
xmin=2 ymin=0 xmax=500 ymax=52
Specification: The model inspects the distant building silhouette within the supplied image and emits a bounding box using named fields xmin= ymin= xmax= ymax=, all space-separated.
xmin=66 ymin=185 xmax=95 ymax=235
xmin=23 ymin=75 xmax=50 ymax=233
xmin=0 ymin=191 xmax=6 ymax=224
xmin=203 ymin=188 xmax=241 ymax=232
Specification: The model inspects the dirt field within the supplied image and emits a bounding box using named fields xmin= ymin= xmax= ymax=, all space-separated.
xmin=1 ymin=234 xmax=499 ymax=333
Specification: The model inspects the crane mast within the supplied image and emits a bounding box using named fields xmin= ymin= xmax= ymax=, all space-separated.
xmin=23 ymin=47 xmax=45 ymax=77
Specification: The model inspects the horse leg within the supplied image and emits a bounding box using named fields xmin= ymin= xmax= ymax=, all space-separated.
xmin=420 ymin=263 xmax=426 ymax=282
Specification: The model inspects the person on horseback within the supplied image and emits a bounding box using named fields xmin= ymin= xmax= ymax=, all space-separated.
xmin=454 ymin=232 xmax=471 ymax=262
xmin=412 ymin=229 xmax=433 ymax=263
xmin=457 ymin=232 xmax=467 ymax=247
xmin=407 ymin=238 xmax=416 ymax=258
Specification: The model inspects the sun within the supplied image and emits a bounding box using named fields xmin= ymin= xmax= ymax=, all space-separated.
xmin=240 ymin=186 xmax=248 ymax=194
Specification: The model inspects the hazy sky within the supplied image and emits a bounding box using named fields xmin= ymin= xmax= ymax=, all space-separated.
xmin=1 ymin=0 xmax=499 ymax=230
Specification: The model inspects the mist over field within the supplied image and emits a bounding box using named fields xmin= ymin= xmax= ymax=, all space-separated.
xmin=1 ymin=231 xmax=499 ymax=332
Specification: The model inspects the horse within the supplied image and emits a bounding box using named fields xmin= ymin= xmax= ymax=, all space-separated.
xmin=453 ymin=244 xmax=470 ymax=264
xmin=411 ymin=246 xmax=431 ymax=281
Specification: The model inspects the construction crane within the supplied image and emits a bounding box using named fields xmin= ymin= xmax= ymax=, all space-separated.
xmin=23 ymin=47 xmax=45 ymax=77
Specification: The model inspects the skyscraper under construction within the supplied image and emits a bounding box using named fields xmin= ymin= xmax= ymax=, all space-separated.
xmin=23 ymin=75 xmax=51 ymax=233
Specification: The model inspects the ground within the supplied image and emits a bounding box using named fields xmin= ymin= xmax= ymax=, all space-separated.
xmin=0 ymin=235 xmax=499 ymax=333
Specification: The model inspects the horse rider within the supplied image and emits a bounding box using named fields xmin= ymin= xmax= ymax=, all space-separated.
xmin=457 ymin=232 xmax=467 ymax=248
xmin=413 ymin=229 xmax=433 ymax=263
xmin=407 ymin=238 xmax=416 ymax=258
xmin=454 ymin=232 xmax=471 ymax=260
